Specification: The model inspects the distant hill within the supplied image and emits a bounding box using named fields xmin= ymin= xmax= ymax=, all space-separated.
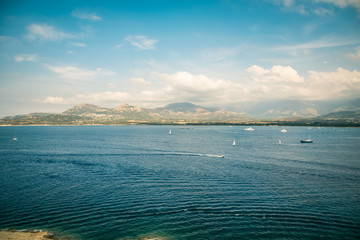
xmin=152 ymin=102 xmax=246 ymax=121
xmin=0 ymin=100 xmax=359 ymax=126
xmin=155 ymin=102 xmax=213 ymax=113
xmin=0 ymin=102 xmax=246 ymax=125
xmin=225 ymin=99 xmax=360 ymax=119
xmin=63 ymin=103 xmax=111 ymax=115
xmin=317 ymin=110 xmax=360 ymax=120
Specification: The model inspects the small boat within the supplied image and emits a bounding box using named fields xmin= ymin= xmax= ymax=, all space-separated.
xmin=280 ymin=128 xmax=287 ymax=133
xmin=300 ymin=135 xmax=313 ymax=143
xmin=232 ymin=140 xmax=236 ymax=146
xmin=169 ymin=129 xmax=172 ymax=135
xmin=220 ymin=155 xmax=225 ymax=158
xmin=278 ymin=139 xmax=282 ymax=145
xmin=244 ymin=127 xmax=254 ymax=131
xmin=12 ymin=133 xmax=17 ymax=141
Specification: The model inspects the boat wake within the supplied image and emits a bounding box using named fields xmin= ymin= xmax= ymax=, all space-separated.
xmin=152 ymin=151 xmax=225 ymax=158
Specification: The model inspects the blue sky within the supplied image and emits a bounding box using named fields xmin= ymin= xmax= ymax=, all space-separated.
xmin=1 ymin=0 xmax=360 ymax=116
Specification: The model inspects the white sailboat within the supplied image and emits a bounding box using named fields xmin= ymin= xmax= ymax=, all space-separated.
xmin=278 ymin=139 xmax=282 ymax=145
xmin=169 ymin=129 xmax=172 ymax=135
xmin=233 ymin=140 xmax=236 ymax=146
xmin=12 ymin=133 xmax=17 ymax=141
xmin=300 ymin=135 xmax=313 ymax=143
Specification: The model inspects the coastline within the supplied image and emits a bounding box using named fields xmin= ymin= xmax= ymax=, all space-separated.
xmin=0 ymin=229 xmax=57 ymax=240
xmin=0 ymin=121 xmax=359 ymax=127
xmin=0 ymin=229 xmax=169 ymax=240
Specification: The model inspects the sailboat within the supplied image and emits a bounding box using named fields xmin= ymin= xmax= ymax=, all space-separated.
xmin=278 ymin=139 xmax=282 ymax=145
xmin=280 ymin=128 xmax=287 ymax=133
xmin=169 ymin=129 xmax=172 ymax=135
xmin=300 ymin=135 xmax=313 ymax=143
xmin=12 ymin=133 xmax=17 ymax=141
xmin=233 ymin=140 xmax=236 ymax=146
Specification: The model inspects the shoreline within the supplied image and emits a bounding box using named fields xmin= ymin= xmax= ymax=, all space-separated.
xmin=0 ymin=122 xmax=359 ymax=127
xmin=0 ymin=229 xmax=169 ymax=240
xmin=0 ymin=229 xmax=58 ymax=240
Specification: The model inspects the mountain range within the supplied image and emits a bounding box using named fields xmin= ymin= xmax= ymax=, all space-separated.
xmin=1 ymin=100 xmax=359 ymax=126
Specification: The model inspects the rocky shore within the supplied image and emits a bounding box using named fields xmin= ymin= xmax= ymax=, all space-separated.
xmin=0 ymin=229 xmax=59 ymax=240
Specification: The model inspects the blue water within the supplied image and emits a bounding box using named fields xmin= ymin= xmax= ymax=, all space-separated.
xmin=0 ymin=126 xmax=359 ymax=239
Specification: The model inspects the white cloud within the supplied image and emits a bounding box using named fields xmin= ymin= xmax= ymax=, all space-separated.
xmin=131 ymin=77 xmax=151 ymax=86
xmin=39 ymin=66 xmax=360 ymax=107
xmin=71 ymin=10 xmax=101 ymax=21
xmin=271 ymin=37 xmax=357 ymax=52
xmin=348 ymin=46 xmax=360 ymax=60
xmin=306 ymin=67 xmax=360 ymax=100
xmin=283 ymin=0 xmax=295 ymax=7
xmin=125 ymin=35 xmax=158 ymax=50
xmin=245 ymin=65 xmax=360 ymax=101
xmin=273 ymin=0 xmax=308 ymax=14
xmin=315 ymin=0 xmax=360 ymax=13
xmin=70 ymin=42 xmax=87 ymax=47
xmin=46 ymin=65 xmax=115 ymax=81
xmin=43 ymin=96 xmax=67 ymax=104
xmin=75 ymin=91 xmax=131 ymax=102
xmin=14 ymin=54 xmax=37 ymax=62
xmin=149 ymin=71 xmax=237 ymax=103
xmin=275 ymin=0 xmax=360 ymax=15
xmin=42 ymin=91 xmax=132 ymax=106
xmin=313 ymin=7 xmax=334 ymax=16
xmin=26 ymin=24 xmax=74 ymax=42
xmin=246 ymin=65 xmax=304 ymax=83
xmin=155 ymin=71 xmax=230 ymax=92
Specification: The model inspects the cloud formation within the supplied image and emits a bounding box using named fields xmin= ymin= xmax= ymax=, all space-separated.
xmin=46 ymin=65 xmax=115 ymax=81
xmin=14 ymin=54 xmax=37 ymax=62
xmin=274 ymin=0 xmax=360 ymax=15
xmin=348 ymin=46 xmax=360 ymax=60
xmin=307 ymin=67 xmax=360 ymax=100
xmin=271 ymin=37 xmax=357 ymax=52
xmin=75 ymin=91 xmax=131 ymax=102
xmin=131 ymin=77 xmax=151 ymax=86
xmin=71 ymin=10 xmax=102 ymax=21
xmin=315 ymin=0 xmax=360 ymax=13
xmin=152 ymin=71 xmax=234 ymax=103
xmin=26 ymin=24 xmax=74 ymax=42
xmin=246 ymin=65 xmax=360 ymax=101
xmin=43 ymin=96 xmax=67 ymax=104
xmin=41 ymin=66 xmax=360 ymax=108
xmin=42 ymin=91 xmax=132 ymax=105
xmin=125 ymin=35 xmax=158 ymax=50
xmin=70 ymin=42 xmax=87 ymax=47
xmin=247 ymin=65 xmax=304 ymax=83
xmin=273 ymin=0 xmax=307 ymax=14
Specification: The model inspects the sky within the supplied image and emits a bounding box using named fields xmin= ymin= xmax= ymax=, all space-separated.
xmin=1 ymin=0 xmax=360 ymax=116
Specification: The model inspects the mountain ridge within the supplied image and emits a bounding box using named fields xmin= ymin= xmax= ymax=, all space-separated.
xmin=1 ymin=100 xmax=359 ymax=126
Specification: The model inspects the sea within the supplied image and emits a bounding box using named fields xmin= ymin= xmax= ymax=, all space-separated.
xmin=0 ymin=125 xmax=359 ymax=240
